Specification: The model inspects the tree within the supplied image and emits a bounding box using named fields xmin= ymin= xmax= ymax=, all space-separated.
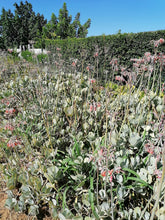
xmin=56 ymin=2 xmax=72 ymax=39
xmin=0 ymin=1 xmax=91 ymax=49
xmin=41 ymin=13 xmax=58 ymax=40
xmin=44 ymin=2 xmax=91 ymax=39
xmin=0 ymin=8 xmax=16 ymax=48
xmin=50 ymin=13 xmax=58 ymax=33
xmin=77 ymin=16 xmax=91 ymax=38
xmin=70 ymin=12 xmax=81 ymax=38
xmin=14 ymin=1 xmax=45 ymax=49
xmin=0 ymin=1 xmax=47 ymax=49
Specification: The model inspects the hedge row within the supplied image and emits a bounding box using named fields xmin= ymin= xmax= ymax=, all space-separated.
xmin=45 ymin=30 xmax=165 ymax=80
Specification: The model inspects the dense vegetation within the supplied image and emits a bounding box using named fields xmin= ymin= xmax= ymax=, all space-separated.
xmin=0 ymin=1 xmax=165 ymax=219
xmin=0 ymin=37 xmax=165 ymax=219
xmin=45 ymin=30 xmax=165 ymax=79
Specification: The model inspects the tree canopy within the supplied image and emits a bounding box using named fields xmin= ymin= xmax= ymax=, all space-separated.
xmin=39 ymin=2 xmax=91 ymax=41
xmin=0 ymin=1 xmax=91 ymax=49
xmin=0 ymin=1 xmax=47 ymax=49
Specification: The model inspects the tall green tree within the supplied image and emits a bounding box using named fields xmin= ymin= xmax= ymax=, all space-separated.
xmin=0 ymin=1 xmax=47 ymax=49
xmin=56 ymin=2 xmax=72 ymax=39
xmin=42 ymin=13 xmax=58 ymax=39
xmin=44 ymin=2 xmax=91 ymax=39
xmin=14 ymin=1 xmax=40 ymax=49
xmin=0 ymin=1 xmax=90 ymax=49
xmin=0 ymin=8 xmax=16 ymax=48
xmin=71 ymin=12 xmax=91 ymax=38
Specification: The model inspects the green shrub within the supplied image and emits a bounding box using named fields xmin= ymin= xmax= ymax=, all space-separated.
xmin=21 ymin=50 xmax=33 ymax=62
xmin=37 ymin=53 xmax=48 ymax=63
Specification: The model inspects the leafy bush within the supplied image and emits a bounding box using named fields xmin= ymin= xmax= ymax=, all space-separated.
xmin=21 ymin=50 xmax=33 ymax=62
xmin=37 ymin=53 xmax=48 ymax=64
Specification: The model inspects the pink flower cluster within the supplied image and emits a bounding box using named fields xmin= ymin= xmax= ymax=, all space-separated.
xmin=101 ymin=167 xmax=123 ymax=183
xmin=56 ymin=47 xmax=61 ymax=51
xmin=110 ymin=58 xmax=118 ymax=65
xmin=89 ymin=78 xmax=96 ymax=84
xmin=86 ymin=66 xmax=90 ymax=71
xmin=72 ymin=61 xmax=76 ymax=67
xmin=144 ymin=142 xmax=163 ymax=179
xmin=144 ymin=143 xmax=154 ymax=155
xmin=153 ymin=38 xmax=165 ymax=47
xmin=115 ymin=75 xmax=125 ymax=82
xmin=89 ymin=147 xmax=123 ymax=184
xmin=131 ymin=47 xmax=165 ymax=75
xmin=110 ymin=58 xmax=119 ymax=72
xmin=154 ymin=169 xmax=162 ymax=179
xmin=94 ymin=52 xmax=98 ymax=57
xmin=156 ymin=53 xmax=165 ymax=68
xmin=89 ymin=102 xmax=101 ymax=112
xmin=154 ymin=155 xmax=163 ymax=179
xmin=5 ymin=124 xmax=14 ymax=131
xmin=131 ymin=51 xmax=165 ymax=66
xmin=7 ymin=138 xmax=22 ymax=148
xmin=8 ymin=48 xmax=13 ymax=53
xmin=101 ymin=169 xmax=114 ymax=182
xmin=72 ymin=59 xmax=78 ymax=67
xmin=1 ymin=96 xmax=17 ymax=106
xmin=1 ymin=98 xmax=10 ymax=106
xmin=5 ymin=108 xmax=16 ymax=115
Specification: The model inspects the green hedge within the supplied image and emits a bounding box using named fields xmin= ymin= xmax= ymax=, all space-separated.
xmin=45 ymin=30 xmax=165 ymax=81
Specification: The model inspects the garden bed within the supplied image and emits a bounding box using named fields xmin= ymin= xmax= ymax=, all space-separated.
xmin=0 ymin=41 xmax=165 ymax=219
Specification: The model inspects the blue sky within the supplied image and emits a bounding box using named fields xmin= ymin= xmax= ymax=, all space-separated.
xmin=0 ymin=0 xmax=165 ymax=37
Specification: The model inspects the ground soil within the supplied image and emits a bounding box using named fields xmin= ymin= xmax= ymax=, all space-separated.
xmin=0 ymin=174 xmax=52 ymax=220
xmin=0 ymin=192 xmax=33 ymax=220
xmin=0 ymin=191 xmax=53 ymax=220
